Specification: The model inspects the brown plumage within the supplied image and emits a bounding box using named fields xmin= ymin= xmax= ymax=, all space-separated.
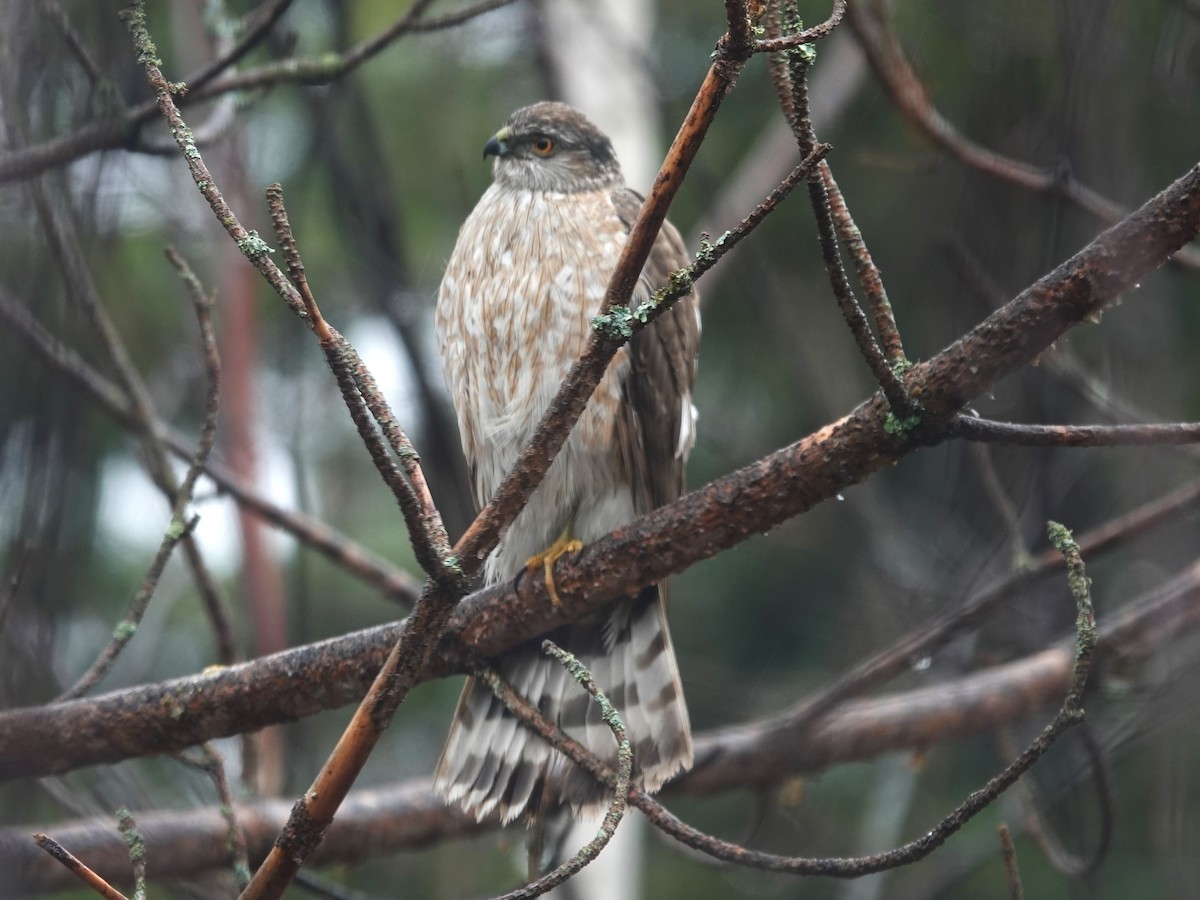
xmin=434 ymin=102 xmax=700 ymax=823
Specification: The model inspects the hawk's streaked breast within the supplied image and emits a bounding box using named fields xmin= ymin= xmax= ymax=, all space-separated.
xmin=437 ymin=182 xmax=633 ymax=579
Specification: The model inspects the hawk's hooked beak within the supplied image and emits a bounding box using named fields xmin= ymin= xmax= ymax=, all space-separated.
xmin=483 ymin=126 xmax=509 ymax=159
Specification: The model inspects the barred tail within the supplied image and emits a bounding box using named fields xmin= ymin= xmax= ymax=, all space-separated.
xmin=434 ymin=587 xmax=692 ymax=823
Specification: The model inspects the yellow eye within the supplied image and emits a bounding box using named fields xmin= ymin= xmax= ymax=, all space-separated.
xmin=532 ymin=136 xmax=555 ymax=156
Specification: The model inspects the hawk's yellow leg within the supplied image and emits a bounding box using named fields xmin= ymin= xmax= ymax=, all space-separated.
xmin=525 ymin=531 xmax=583 ymax=607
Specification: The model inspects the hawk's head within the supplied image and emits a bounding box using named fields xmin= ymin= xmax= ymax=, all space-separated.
xmin=484 ymin=101 xmax=623 ymax=194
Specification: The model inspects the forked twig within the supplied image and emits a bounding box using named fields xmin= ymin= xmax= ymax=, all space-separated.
xmin=265 ymin=183 xmax=454 ymax=583
xmin=773 ymin=2 xmax=912 ymax=415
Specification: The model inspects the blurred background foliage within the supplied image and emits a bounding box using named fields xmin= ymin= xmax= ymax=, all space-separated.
xmin=1 ymin=0 xmax=1199 ymax=897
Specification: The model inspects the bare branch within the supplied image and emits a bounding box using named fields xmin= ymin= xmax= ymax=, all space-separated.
xmin=32 ymin=833 xmax=130 ymax=900
xmin=114 ymin=808 xmax=146 ymax=900
xmin=265 ymin=183 xmax=454 ymax=583
xmin=55 ymin=250 xmax=222 ymax=700
xmin=174 ymin=745 xmax=251 ymax=890
xmin=950 ymin=415 xmax=1200 ymax=447
xmin=753 ymin=0 xmax=847 ymax=52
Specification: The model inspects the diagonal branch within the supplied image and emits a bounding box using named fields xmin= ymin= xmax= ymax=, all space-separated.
xmin=949 ymin=416 xmax=1200 ymax=447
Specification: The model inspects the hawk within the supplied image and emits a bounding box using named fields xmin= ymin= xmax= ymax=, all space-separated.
xmin=434 ymin=101 xmax=700 ymax=823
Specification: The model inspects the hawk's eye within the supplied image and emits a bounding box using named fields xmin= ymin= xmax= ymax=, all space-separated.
xmin=532 ymin=136 xmax=555 ymax=156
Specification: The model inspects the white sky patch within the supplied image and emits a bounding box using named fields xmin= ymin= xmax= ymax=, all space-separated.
xmin=97 ymin=428 xmax=302 ymax=577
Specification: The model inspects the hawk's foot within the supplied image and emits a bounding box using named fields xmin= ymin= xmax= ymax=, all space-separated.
xmin=525 ymin=533 xmax=583 ymax=607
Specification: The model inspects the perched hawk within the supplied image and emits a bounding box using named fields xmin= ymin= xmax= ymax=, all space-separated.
xmin=434 ymin=102 xmax=700 ymax=823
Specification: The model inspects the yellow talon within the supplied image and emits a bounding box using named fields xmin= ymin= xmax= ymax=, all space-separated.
xmin=526 ymin=533 xmax=583 ymax=607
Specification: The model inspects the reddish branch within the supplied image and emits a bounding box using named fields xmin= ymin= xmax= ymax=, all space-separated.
xmin=30 ymin=834 xmax=129 ymax=900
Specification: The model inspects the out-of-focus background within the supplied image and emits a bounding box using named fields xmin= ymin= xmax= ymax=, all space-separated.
xmin=2 ymin=1 xmax=1199 ymax=897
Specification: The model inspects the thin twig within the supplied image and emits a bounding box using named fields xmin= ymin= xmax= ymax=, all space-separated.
xmin=478 ymin=539 xmax=1095 ymax=877
xmin=969 ymin=442 xmax=1033 ymax=569
xmin=944 ymin=239 xmax=1200 ymax=462
xmin=292 ymin=871 xmax=383 ymax=900
xmin=479 ymin=640 xmax=633 ymax=900
xmin=753 ymin=0 xmax=847 ymax=51
xmin=997 ymin=824 xmax=1024 ymax=900
xmin=320 ymin=331 xmax=456 ymax=583
xmin=56 ymin=249 xmax=223 ymax=700
xmin=264 ymin=183 xmax=453 ymax=582
xmin=115 ymin=808 xmax=147 ymax=900
xmin=32 ymin=833 xmax=131 ymax=900
xmin=821 ymin=164 xmax=905 ymax=365
xmin=55 ymin=513 xmax=201 ymax=700
xmin=16 ymin=130 xmax=238 ymax=663
xmin=951 ymin=415 xmax=1200 ymax=447
xmin=592 ymin=142 xmax=831 ymax=340
xmin=175 ymin=744 xmax=252 ymax=889
xmin=38 ymin=0 xmax=104 ymax=85
xmin=996 ymin=722 xmax=1112 ymax=877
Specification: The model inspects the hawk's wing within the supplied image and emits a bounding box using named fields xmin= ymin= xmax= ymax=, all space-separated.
xmin=611 ymin=188 xmax=701 ymax=515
